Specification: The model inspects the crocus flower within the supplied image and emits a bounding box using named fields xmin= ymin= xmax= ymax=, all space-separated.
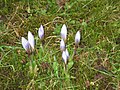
xmin=60 ymin=39 xmax=65 ymax=52
xmin=61 ymin=24 xmax=67 ymax=42
xmin=65 ymin=49 xmax=69 ymax=59
xmin=21 ymin=37 xmax=30 ymax=52
xmin=75 ymin=31 xmax=80 ymax=46
xmin=28 ymin=31 xmax=35 ymax=50
xmin=38 ymin=25 xmax=44 ymax=40
xmin=62 ymin=50 xmax=67 ymax=64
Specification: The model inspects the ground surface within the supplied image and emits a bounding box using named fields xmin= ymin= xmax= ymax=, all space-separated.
xmin=0 ymin=0 xmax=120 ymax=89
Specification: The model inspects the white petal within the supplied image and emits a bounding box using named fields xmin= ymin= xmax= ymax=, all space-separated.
xmin=61 ymin=24 xmax=67 ymax=41
xmin=60 ymin=39 xmax=65 ymax=51
xmin=75 ymin=31 xmax=80 ymax=45
xmin=65 ymin=49 xmax=69 ymax=59
xmin=62 ymin=51 xmax=67 ymax=64
xmin=22 ymin=37 xmax=30 ymax=51
xmin=38 ymin=25 xmax=44 ymax=40
xmin=28 ymin=31 xmax=35 ymax=50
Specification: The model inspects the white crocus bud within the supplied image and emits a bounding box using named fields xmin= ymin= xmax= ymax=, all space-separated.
xmin=62 ymin=50 xmax=67 ymax=64
xmin=28 ymin=31 xmax=35 ymax=50
xmin=21 ymin=37 xmax=30 ymax=52
xmin=38 ymin=25 xmax=44 ymax=40
xmin=75 ymin=31 xmax=80 ymax=46
xmin=60 ymin=39 xmax=66 ymax=52
xmin=60 ymin=24 xmax=67 ymax=42
xmin=65 ymin=49 xmax=69 ymax=59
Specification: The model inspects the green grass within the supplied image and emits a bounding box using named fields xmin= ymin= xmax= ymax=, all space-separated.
xmin=0 ymin=0 xmax=120 ymax=89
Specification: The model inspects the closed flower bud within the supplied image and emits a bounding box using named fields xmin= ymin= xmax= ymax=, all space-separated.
xmin=75 ymin=31 xmax=80 ymax=46
xmin=38 ymin=25 xmax=44 ymax=40
xmin=28 ymin=31 xmax=35 ymax=50
xmin=62 ymin=50 xmax=67 ymax=64
xmin=60 ymin=39 xmax=66 ymax=52
xmin=61 ymin=24 xmax=67 ymax=42
xmin=65 ymin=49 xmax=69 ymax=59
xmin=21 ymin=37 xmax=30 ymax=52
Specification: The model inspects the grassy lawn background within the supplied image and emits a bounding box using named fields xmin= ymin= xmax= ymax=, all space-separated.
xmin=0 ymin=0 xmax=120 ymax=89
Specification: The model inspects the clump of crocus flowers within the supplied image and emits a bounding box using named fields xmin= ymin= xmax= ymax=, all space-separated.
xmin=22 ymin=31 xmax=35 ymax=55
xmin=60 ymin=24 xmax=81 ymax=68
xmin=21 ymin=25 xmax=45 ymax=76
xmin=21 ymin=24 xmax=81 ymax=69
xmin=22 ymin=25 xmax=44 ymax=54
xmin=60 ymin=24 xmax=69 ymax=65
